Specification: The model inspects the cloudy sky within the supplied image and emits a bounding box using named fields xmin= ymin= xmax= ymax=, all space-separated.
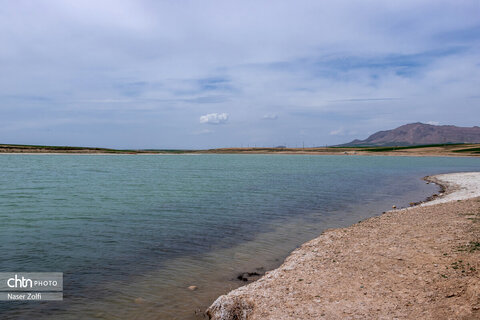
xmin=1 ymin=1 xmax=479 ymax=149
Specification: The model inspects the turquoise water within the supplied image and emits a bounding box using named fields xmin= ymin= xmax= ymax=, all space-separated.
xmin=0 ymin=154 xmax=479 ymax=319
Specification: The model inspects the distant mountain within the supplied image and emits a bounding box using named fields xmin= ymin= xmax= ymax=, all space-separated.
xmin=340 ymin=123 xmax=480 ymax=147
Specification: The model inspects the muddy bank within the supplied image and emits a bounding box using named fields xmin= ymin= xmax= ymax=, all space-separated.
xmin=207 ymin=172 xmax=480 ymax=319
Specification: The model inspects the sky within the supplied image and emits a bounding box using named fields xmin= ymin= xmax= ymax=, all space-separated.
xmin=1 ymin=0 xmax=479 ymax=149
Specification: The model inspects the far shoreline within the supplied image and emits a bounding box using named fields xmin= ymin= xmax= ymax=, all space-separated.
xmin=1 ymin=143 xmax=480 ymax=157
xmin=0 ymin=151 xmax=479 ymax=158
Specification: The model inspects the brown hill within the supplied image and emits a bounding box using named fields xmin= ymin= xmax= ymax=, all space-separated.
xmin=341 ymin=123 xmax=480 ymax=147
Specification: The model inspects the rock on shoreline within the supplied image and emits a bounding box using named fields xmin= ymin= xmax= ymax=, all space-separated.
xmin=207 ymin=172 xmax=480 ymax=319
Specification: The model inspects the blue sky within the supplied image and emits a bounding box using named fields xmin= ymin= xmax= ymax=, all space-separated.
xmin=1 ymin=0 xmax=479 ymax=149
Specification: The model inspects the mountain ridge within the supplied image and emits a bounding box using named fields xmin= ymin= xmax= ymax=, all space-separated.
xmin=340 ymin=123 xmax=480 ymax=147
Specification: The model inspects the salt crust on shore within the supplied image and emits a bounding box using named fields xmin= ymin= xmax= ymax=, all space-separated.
xmin=207 ymin=172 xmax=480 ymax=319
xmin=424 ymin=172 xmax=480 ymax=206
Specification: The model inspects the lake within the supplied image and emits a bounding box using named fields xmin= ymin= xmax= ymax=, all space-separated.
xmin=0 ymin=154 xmax=479 ymax=319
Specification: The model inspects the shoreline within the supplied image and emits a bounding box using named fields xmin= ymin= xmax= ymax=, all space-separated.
xmin=206 ymin=172 xmax=480 ymax=319
xmin=0 ymin=152 xmax=478 ymax=158
xmin=1 ymin=143 xmax=479 ymax=157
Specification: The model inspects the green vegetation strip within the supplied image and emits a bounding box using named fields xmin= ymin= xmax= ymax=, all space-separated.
xmin=0 ymin=144 xmax=137 ymax=153
xmin=452 ymin=147 xmax=480 ymax=154
xmin=363 ymin=143 xmax=466 ymax=152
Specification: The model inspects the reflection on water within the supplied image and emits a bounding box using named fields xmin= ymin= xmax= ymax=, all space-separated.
xmin=0 ymin=155 xmax=479 ymax=319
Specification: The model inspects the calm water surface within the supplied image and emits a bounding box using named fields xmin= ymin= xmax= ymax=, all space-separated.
xmin=0 ymin=154 xmax=479 ymax=319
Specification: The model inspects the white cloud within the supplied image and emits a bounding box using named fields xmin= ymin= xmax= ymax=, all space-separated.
xmin=426 ymin=121 xmax=440 ymax=125
xmin=330 ymin=128 xmax=360 ymax=137
xmin=329 ymin=128 xmax=345 ymax=136
xmin=199 ymin=113 xmax=229 ymax=125
xmin=262 ymin=113 xmax=278 ymax=120
xmin=193 ymin=128 xmax=214 ymax=135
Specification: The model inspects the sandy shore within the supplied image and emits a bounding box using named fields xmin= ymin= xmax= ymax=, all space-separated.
xmin=207 ymin=172 xmax=480 ymax=319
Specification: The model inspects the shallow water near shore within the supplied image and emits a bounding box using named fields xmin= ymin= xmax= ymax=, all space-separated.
xmin=1 ymin=154 xmax=479 ymax=319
